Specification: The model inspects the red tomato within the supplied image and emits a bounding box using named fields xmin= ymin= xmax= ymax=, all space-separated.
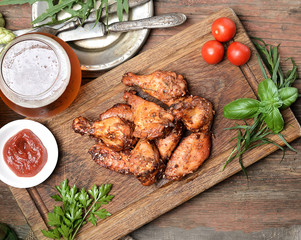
xmin=212 ymin=17 xmax=236 ymax=42
xmin=201 ymin=40 xmax=224 ymax=64
xmin=227 ymin=42 xmax=251 ymax=66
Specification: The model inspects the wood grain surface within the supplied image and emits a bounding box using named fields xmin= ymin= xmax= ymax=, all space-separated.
xmin=0 ymin=1 xmax=301 ymax=240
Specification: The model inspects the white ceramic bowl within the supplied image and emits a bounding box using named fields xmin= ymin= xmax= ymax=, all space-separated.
xmin=0 ymin=119 xmax=58 ymax=188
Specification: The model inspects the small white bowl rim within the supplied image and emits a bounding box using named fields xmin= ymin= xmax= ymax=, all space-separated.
xmin=0 ymin=119 xmax=58 ymax=188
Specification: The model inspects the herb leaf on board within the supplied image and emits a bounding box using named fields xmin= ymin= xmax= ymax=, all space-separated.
xmin=41 ymin=179 xmax=114 ymax=240
xmin=223 ymin=37 xmax=299 ymax=175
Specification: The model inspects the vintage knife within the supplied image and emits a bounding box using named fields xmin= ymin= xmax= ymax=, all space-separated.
xmin=57 ymin=13 xmax=187 ymax=42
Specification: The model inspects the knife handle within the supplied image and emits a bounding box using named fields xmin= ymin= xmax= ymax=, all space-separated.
xmin=107 ymin=13 xmax=187 ymax=32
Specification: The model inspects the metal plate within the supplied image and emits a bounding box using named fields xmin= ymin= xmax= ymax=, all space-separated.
xmin=32 ymin=1 xmax=153 ymax=71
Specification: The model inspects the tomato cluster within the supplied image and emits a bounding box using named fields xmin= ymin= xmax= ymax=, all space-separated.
xmin=202 ymin=17 xmax=251 ymax=66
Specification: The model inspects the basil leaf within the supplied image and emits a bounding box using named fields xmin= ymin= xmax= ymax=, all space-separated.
xmin=258 ymin=78 xmax=279 ymax=101
xmin=263 ymin=108 xmax=284 ymax=133
xmin=224 ymin=98 xmax=260 ymax=119
xmin=279 ymin=87 xmax=298 ymax=109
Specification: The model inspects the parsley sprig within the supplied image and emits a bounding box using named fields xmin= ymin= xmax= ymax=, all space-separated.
xmin=223 ymin=38 xmax=299 ymax=177
xmin=41 ymin=179 xmax=114 ymax=240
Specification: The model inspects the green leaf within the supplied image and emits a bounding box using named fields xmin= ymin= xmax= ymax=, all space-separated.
xmin=279 ymin=87 xmax=298 ymax=109
xmin=51 ymin=194 xmax=62 ymax=202
xmin=41 ymin=228 xmax=61 ymax=239
xmin=99 ymin=195 xmax=114 ymax=205
xmin=98 ymin=184 xmax=113 ymax=199
xmin=263 ymin=108 xmax=284 ymax=133
xmin=66 ymin=203 xmax=82 ymax=222
xmin=66 ymin=185 xmax=79 ymax=204
xmin=88 ymin=213 xmax=98 ymax=226
xmin=123 ymin=0 xmax=129 ymax=14
xmin=92 ymin=202 xmax=102 ymax=212
xmin=258 ymin=78 xmax=279 ymax=101
xmin=79 ymin=188 xmax=90 ymax=209
xmin=94 ymin=209 xmax=111 ymax=219
xmin=32 ymin=0 xmax=77 ymax=25
xmin=53 ymin=206 xmax=64 ymax=217
xmin=272 ymin=56 xmax=280 ymax=86
xmin=88 ymin=184 xmax=99 ymax=200
xmin=224 ymin=98 xmax=260 ymax=119
xmin=48 ymin=212 xmax=62 ymax=227
xmin=55 ymin=179 xmax=70 ymax=202
xmin=117 ymin=0 xmax=124 ymax=21
xmin=63 ymin=216 xmax=72 ymax=227
xmin=277 ymin=133 xmax=297 ymax=152
xmin=58 ymin=223 xmax=72 ymax=239
xmin=255 ymin=54 xmax=268 ymax=80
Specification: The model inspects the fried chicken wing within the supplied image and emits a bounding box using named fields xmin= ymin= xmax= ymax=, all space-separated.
xmin=155 ymin=121 xmax=183 ymax=162
xmin=170 ymin=95 xmax=214 ymax=132
xmin=122 ymin=70 xmax=188 ymax=106
xmin=89 ymin=139 xmax=164 ymax=186
xmin=99 ymin=103 xmax=134 ymax=123
xmin=72 ymin=116 xmax=136 ymax=151
xmin=165 ymin=131 xmax=211 ymax=180
xmin=123 ymin=91 xmax=174 ymax=140
xmin=130 ymin=139 xmax=165 ymax=186
xmin=89 ymin=142 xmax=132 ymax=174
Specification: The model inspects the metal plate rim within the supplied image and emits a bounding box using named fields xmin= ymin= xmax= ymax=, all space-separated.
xmin=32 ymin=1 xmax=154 ymax=71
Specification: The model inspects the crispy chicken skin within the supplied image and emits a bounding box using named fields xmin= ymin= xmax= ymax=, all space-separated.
xmin=130 ymin=139 xmax=165 ymax=186
xmin=170 ymin=95 xmax=214 ymax=132
xmin=89 ymin=140 xmax=164 ymax=186
xmin=122 ymin=70 xmax=188 ymax=106
xmin=99 ymin=103 xmax=134 ymax=123
xmin=89 ymin=142 xmax=132 ymax=174
xmin=165 ymin=131 xmax=211 ymax=180
xmin=123 ymin=91 xmax=174 ymax=140
xmin=72 ymin=116 xmax=136 ymax=151
xmin=155 ymin=122 xmax=183 ymax=162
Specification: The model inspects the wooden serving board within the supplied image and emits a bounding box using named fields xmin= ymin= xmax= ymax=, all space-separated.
xmin=10 ymin=8 xmax=301 ymax=240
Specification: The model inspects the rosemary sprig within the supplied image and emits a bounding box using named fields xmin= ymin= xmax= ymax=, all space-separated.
xmin=252 ymin=37 xmax=299 ymax=89
xmin=223 ymin=38 xmax=299 ymax=175
xmin=0 ymin=0 xmax=129 ymax=26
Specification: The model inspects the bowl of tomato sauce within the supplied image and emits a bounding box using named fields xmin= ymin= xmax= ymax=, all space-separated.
xmin=0 ymin=119 xmax=58 ymax=188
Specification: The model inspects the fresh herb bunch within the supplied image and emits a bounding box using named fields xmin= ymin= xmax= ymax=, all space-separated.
xmin=223 ymin=38 xmax=299 ymax=176
xmin=41 ymin=179 xmax=114 ymax=240
xmin=0 ymin=0 xmax=129 ymax=26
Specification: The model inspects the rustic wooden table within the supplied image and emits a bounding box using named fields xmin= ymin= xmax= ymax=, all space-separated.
xmin=0 ymin=1 xmax=301 ymax=240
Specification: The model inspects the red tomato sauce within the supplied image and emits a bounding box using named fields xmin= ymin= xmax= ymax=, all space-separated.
xmin=3 ymin=129 xmax=48 ymax=177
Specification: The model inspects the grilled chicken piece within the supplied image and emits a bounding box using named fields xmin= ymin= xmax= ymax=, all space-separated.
xmin=165 ymin=131 xmax=211 ymax=180
xmin=89 ymin=142 xmax=132 ymax=174
xmin=170 ymin=95 xmax=214 ymax=132
xmin=155 ymin=122 xmax=184 ymax=162
xmin=122 ymin=70 xmax=188 ymax=106
xmin=99 ymin=103 xmax=134 ymax=123
xmin=72 ymin=116 xmax=136 ymax=151
xmin=123 ymin=91 xmax=174 ymax=140
xmin=89 ymin=139 xmax=164 ymax=186
xmin=130 ymin=139 xmax=165 ymax=186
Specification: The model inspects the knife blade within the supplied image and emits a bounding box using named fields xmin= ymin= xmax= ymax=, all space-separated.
xmin=58 ymin=13 xmax=187 ymax=42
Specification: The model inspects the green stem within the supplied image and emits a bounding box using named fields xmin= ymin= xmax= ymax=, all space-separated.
xmin=71 ymin=198 xmax=99 ymax=240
